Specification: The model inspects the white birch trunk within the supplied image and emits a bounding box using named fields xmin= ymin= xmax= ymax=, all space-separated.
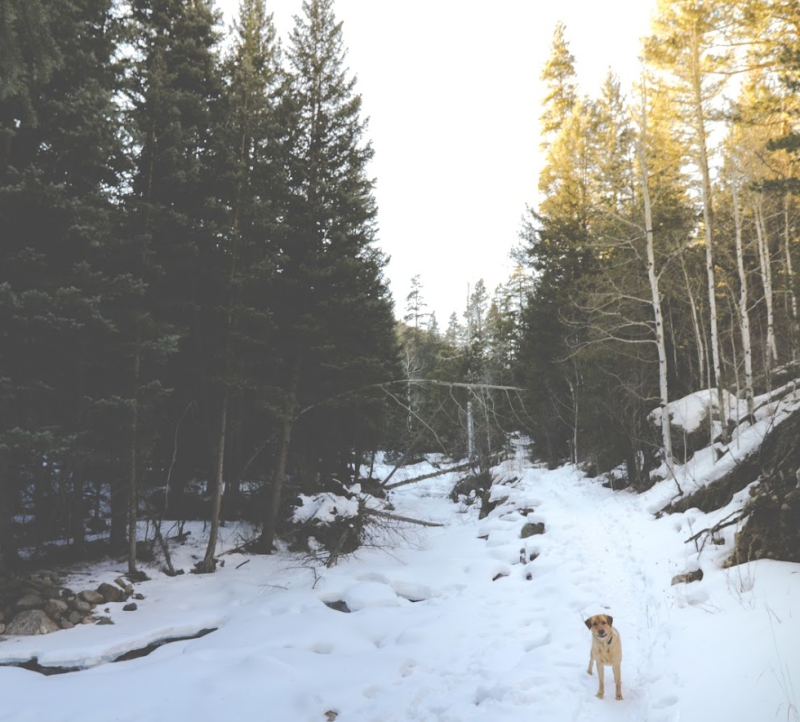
xmin=690 ymin=25 xmax=727 ymax=440
xmin=681 ymin=252 xmax=706 ymax=390
xmin=637 ymin=114 xmax=673 ymax=473
xmin=732 ymin=183 xmax=755 ymax=421
xmin=783 ymin=194 xmax=799 ymax=363
xmin=754 ymin=198 xmax=778 ymax=366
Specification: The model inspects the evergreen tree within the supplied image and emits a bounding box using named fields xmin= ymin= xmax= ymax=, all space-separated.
xmin=539 ymin=21 xmax=578 ymax=149
xmin=121 ymin=0 xmax=223 ymax=569
xmin=197 ymin=0 xmax=286 ymax=572
xmin=259 ymin=0 xmax=398 ymax=550
xmin=0 ymin=0 xmax=123 ymax=565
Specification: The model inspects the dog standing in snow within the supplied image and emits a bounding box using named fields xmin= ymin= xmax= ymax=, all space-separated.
xmin=584 ymin=614 xmax=623 ymax=701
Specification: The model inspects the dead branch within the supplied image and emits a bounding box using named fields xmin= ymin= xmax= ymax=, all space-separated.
xmin=363 ymin=508 xmax=445 ymax=527
xmin=383 ymin=460 xmax=474 ymax=490
xmin=684 ymin=508 xmax=751 ymax=547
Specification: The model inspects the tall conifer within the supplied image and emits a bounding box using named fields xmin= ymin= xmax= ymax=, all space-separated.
xmin=259 ymin=0 xmax=398 ymax=551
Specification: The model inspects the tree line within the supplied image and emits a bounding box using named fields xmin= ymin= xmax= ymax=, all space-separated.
xmin=0 ymin=0 xmax=399 ymax=574
xmin=512 ymin=0 xmax=800 ymax=482
xmin=4 ymin=0 xmax=800 ymax=573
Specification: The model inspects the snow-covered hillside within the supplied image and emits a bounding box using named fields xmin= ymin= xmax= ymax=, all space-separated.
xmin=0 ymin=435 xmax=798 ymax=722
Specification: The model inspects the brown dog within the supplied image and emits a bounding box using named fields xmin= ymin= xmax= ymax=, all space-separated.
xmin=584 ymin=614 xmax=623 ymax=701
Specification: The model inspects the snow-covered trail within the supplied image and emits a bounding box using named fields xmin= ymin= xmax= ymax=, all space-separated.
xmin=6 ymin=447 xmax=797 ymax=722
xmin=354 ymin=455 xmax=682 ymax=722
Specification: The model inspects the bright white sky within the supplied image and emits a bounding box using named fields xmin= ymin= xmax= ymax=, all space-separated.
xmin=217 ymin=0 xmax=658 ymax=323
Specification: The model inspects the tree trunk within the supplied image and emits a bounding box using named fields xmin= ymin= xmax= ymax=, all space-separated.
xmin=0 ymin=449 xmax=20 ymax=573
xmin=783 ymin=194 xmax=799 ymax=363
xmin=732 ymin=183 xmax=755 ymax=422
xmin=638 ymin=122 xmax=673 ymax=474
xmin=261 ymin=363 xmax=300 ymax=552
xmin=754 ymin=197 xmax=778 ymax=368
xmin=690 ymin=24 xmax=727 ymax=441
xmin=198 ymin=394 xmax=227 ymax=573
xmin=71 ymin=456 xmax=86 ymax=550
xmin=128 ymin=345 xmax=140 ymax=575
xmin=33 ymin=456 xmax=51 ymax=550
xmin=680 ymin=249 xmax=706 ymax=390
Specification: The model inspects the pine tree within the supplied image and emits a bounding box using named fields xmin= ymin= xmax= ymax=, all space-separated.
xmin=259 ymin=0 xmax=398 ymax=551
xmin=539 ymin=21 xmax=578 ymax=149
xmin=0 ymin=0 xmax=123 ymax=564
xmin=197 ymin=0 xmax=285 ymax=572
xmin=121 ymin=0 xmax=222 ymax=570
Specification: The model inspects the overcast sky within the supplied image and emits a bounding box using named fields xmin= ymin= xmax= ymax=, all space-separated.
xmin=216 ymin=0 xmax=658 ymax=324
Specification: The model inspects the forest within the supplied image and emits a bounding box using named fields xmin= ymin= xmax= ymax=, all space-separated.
xmin=1 ymin=0 xmax=800 ymax=575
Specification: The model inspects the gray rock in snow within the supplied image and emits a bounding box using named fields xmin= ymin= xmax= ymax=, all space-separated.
xmin=6 ymin=610 xmax=60 ymax=636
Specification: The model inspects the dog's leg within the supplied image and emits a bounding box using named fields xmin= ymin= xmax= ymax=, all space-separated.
xmin=596 ymin=662 xmax=605 ymax=699
xmin=613 ymin=662 xmax=622 ymax=701
xmin=587 ymin=655 xmax=594 ymax=676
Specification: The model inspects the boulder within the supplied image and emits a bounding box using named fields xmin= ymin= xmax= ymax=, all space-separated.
xmin=123 ymin=603 xmax=138 ymax=612
xmin=43 ymin=599 xmax=69 ymax=619
xmin=78 ymin=590 xmax=104 ymax=605
xmin=520 ymin=522 xmax=546 ymax=538
xmin=16 ymin=593 xmax=44 ymax=611
xmin=6 ymin=610 xmax=60 ymax=635
xmin=72 ymin=599 xmax=92 ymax=614
xmin=671 ymin=569 xmax=704 ymax=585
xmin=97 ymin=583 xmax=123 ymax=604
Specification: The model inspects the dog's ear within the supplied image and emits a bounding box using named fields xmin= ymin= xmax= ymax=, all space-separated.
xmin=584 ymin=617 xmax=593 ymax=629
xmin=605 ymin=615 xmax=614 ymax=627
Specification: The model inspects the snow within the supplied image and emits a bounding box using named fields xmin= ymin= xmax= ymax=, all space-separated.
xmin=293 ymin=493 xmax=361 ymax=524
xmin=1 ymin=430 xmax=799 ymax=721
xmin=648 ymin=387 xmax=741 ymax=434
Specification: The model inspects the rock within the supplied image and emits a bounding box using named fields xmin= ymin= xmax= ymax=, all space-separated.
xmin=68 ymin=611 xmax=82 ymax=625
xmin=671 ymin=569 xmax=704 ymax=585
xmin=97 ymin=583 xmax=123 ymax=604
xmin=78 ymin=590 xmax=104 ymax=605
xmin=6 ymin=610 xmax=60 ymax=635
xmin=81 ymin=615 xmax=96 ymax=624
xmin=59 ymin=619 xmax=74 ymax=630
xmin=43 ymin=599 xmax=69 ymax=619
xmin=0 ymin=610 xmax=4 ymax=622
xmin=96 ymin=616 xmax=114 ymax=625
xmin=133 ymin=593 xmax=145 ymax=601
xmin=72 ymin=599 xmax=92 ymax=614
xmin=0 ymin=623 xmax=5 ymax=634
xmin=122 ymin=603 xmax=138 ymax=612
xmin=16 ymin=593 xmax=44 ymax=611
xmin=114 ymin=578 xmax=134 ymax=599
xmin=520 ymin=522 xmax=546 ymax=538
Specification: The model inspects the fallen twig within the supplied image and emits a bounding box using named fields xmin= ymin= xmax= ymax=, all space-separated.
xmin=364 ymin=508 xmax=444 ymax=527
xmin=383 ymin=461 xmax=474 ymax=490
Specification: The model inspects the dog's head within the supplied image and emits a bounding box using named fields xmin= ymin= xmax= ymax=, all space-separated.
xmin=584 ymin=614 xmax=614 ymax=639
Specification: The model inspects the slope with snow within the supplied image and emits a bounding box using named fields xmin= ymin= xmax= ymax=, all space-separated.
xmin=0 ymin=438 xmax=798 ymax=721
